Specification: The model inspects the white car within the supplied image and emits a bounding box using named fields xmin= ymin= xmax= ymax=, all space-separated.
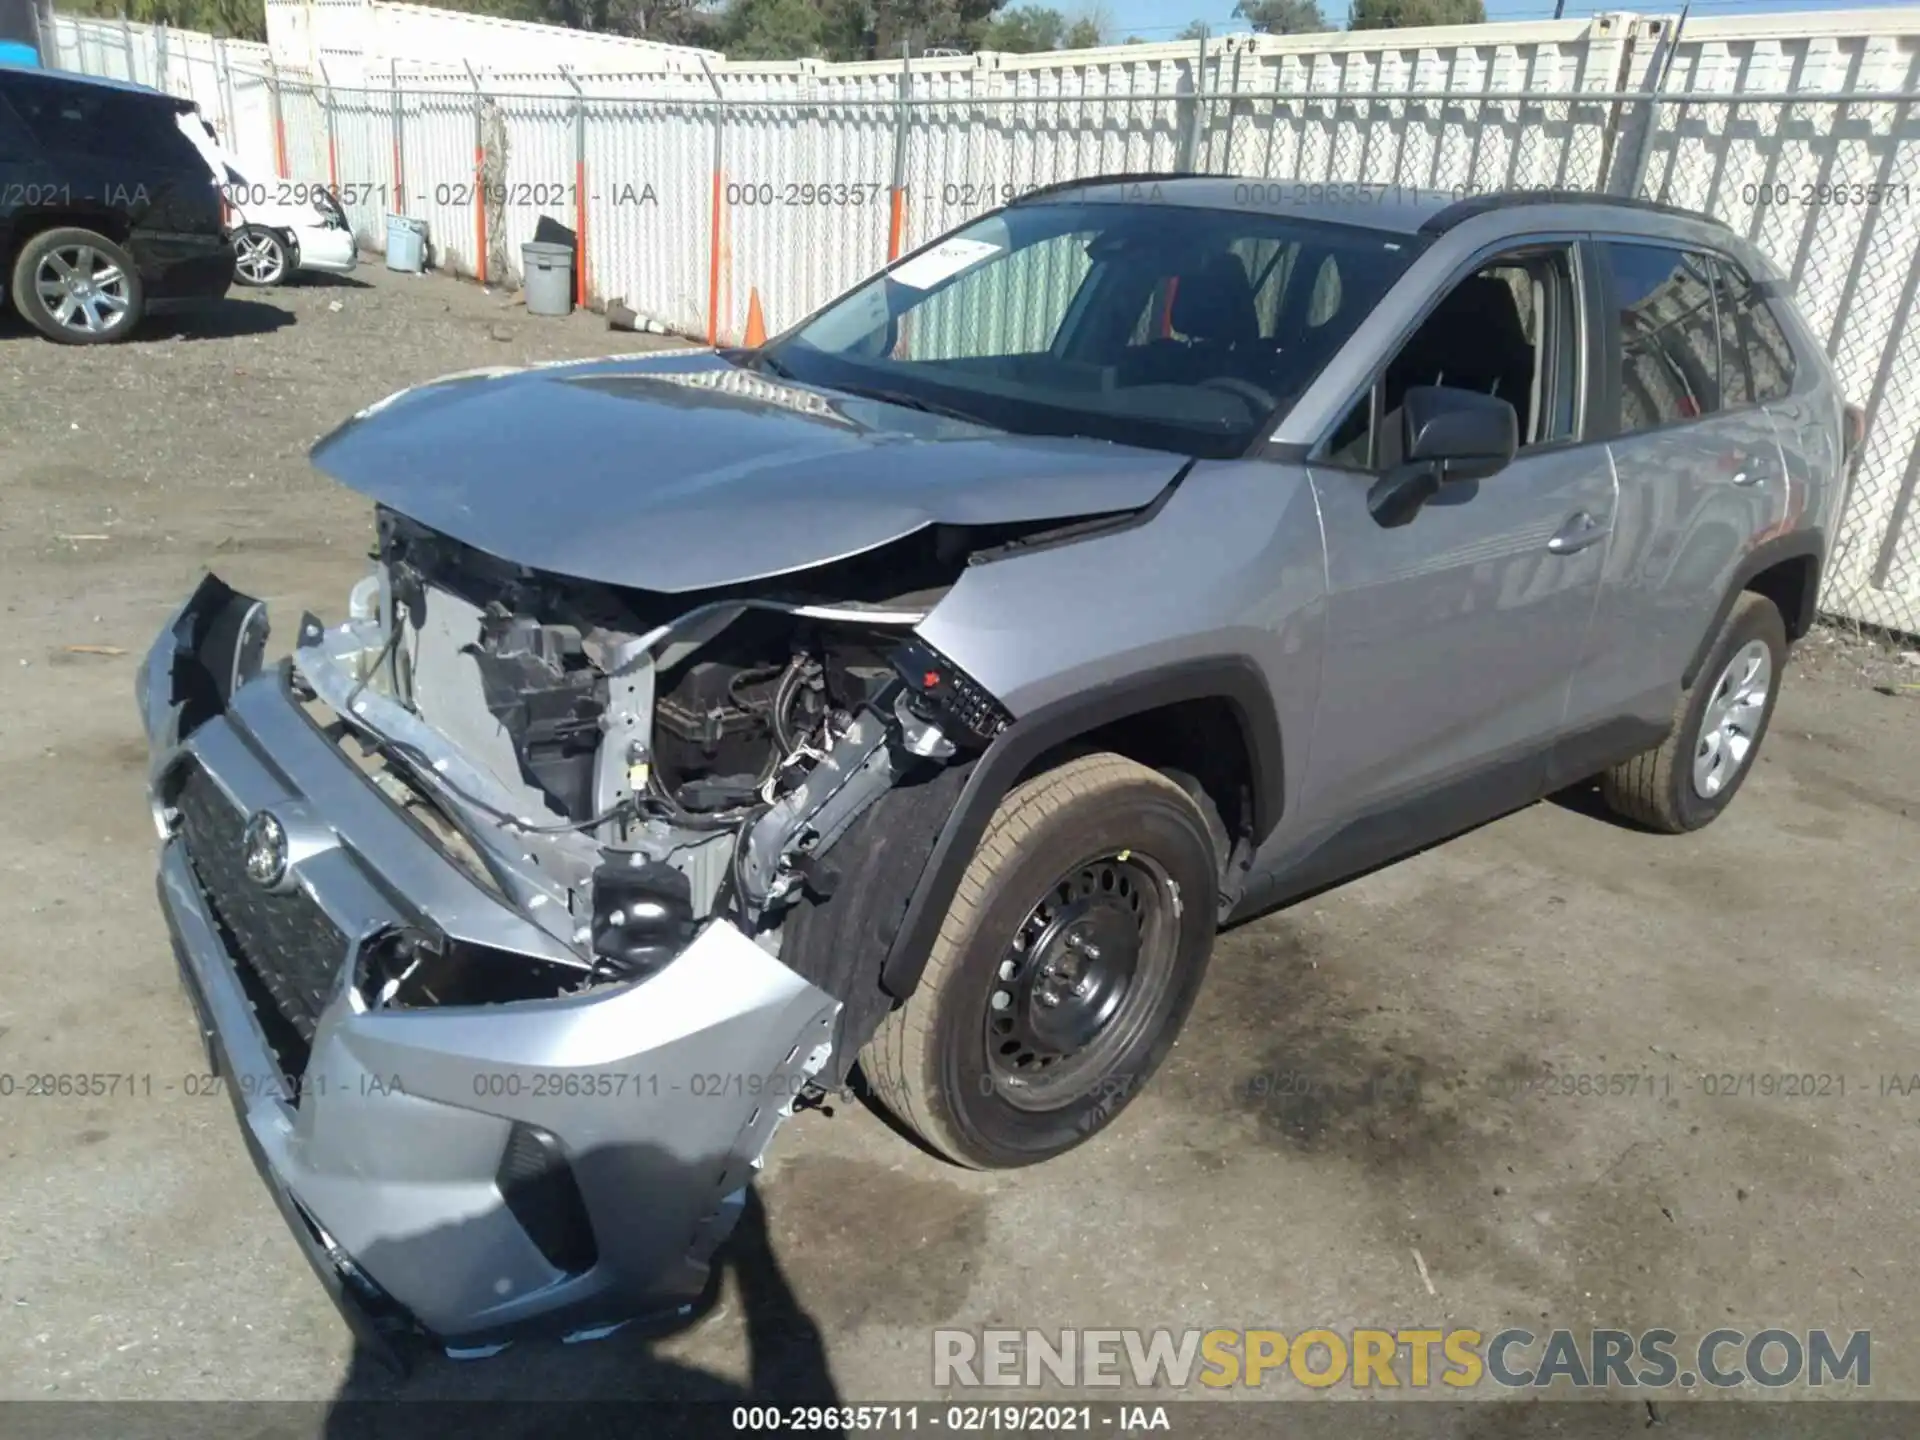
xmin=177 ymin=114 xmax=358 ymax=287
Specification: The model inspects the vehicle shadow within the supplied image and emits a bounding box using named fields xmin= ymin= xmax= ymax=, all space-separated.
xmin=290 ymin=271 xmax=376 ymax=289
xmin=321 ymin=1185 xmax=845 ymax=1439
xmin=1545 ymin=778 xmax=1657 ymax=831
xmin=140 ymin=298 xmax=296 ymax=341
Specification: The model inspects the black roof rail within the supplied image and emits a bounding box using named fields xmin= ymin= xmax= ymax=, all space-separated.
xmin=1419 ymin=189 xmax=1729 ymax=235
xmin=1008 ymin=172 xmax=1195 ymax=204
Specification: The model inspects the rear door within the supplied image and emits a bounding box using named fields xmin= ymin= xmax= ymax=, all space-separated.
xmin=1567 ymin=240 xmax=1789 ymax=746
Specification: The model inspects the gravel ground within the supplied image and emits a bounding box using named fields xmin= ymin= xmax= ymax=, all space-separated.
xmin=2 ymin=266 xmax=1918 ymax=1423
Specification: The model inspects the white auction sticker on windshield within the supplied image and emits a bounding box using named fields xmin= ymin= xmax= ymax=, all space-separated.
xmin=887 ymin=236 xmax=1002 ymax=291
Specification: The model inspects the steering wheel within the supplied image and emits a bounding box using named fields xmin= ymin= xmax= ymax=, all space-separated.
xmin=1197 ymin=375 xmax=1280 ymax=413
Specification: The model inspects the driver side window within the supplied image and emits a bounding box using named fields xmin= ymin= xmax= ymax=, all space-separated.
xmin=1324 ymin=245 xmax=1581 ymax=471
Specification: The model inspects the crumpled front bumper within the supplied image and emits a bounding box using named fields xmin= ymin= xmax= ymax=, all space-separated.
xmin=138 ymin=575 xmax=839 ymax=1352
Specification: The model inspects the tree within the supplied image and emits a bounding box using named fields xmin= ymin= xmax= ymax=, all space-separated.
xmin=717 ymin=0 xmax=865 ymax=58
xmin=1233 ymin=0 xmax=1327 ymax=33
xmin=1061 ymin=13 xmax=1101 ymax=46
xmin=1349 ymin=0 xmax=1484 ymax=27
xmin=976 ymin=4 xmax=1069 ymax=50
xmin=62 ymin=0 xmax=269 ymax=41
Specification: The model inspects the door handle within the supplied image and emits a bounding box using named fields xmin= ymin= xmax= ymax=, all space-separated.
xmin=1547 ymin=511 xmax=1610 ymax=555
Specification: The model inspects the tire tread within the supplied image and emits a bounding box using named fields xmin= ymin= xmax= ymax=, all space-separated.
xmin=863 ymin=753 xmax=1185 ymax=1168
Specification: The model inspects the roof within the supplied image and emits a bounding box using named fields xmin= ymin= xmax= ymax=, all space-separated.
xmin=1011 ymin=172 xmax=1726 ymax=238
xmin=0 ymin=61 xmax=194 ymax=106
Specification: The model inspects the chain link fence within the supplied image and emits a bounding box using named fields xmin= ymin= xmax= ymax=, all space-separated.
xmin=41 ymin=12 xmax=1920 ymax=636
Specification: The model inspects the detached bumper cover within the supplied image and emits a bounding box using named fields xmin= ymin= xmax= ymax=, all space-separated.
xmin=138 ymin=576 xmax=839 ymax=1346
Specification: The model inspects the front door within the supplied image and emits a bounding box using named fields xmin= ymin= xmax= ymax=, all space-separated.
xmin=1278 ymin=241 xmax=1616 ymax=885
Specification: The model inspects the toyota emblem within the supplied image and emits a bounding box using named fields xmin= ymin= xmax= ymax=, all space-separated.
xmin=241 ymin=811 xmax=289 ymax=889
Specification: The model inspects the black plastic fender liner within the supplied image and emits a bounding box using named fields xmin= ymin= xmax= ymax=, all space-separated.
xmin=1681 ymin=529 xmax=1824 ymax=689
xmin=877 ymin=656 xmax=1286 ymax=1002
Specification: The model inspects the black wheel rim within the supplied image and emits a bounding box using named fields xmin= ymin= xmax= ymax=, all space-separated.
xmin=983 ymin=851 xmax=1179 ymax=1111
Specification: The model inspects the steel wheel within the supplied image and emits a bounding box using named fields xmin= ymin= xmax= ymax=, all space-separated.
xmin=1691 ymin=638 xmax=1771 ymax=799
xmin=233 ymin=228 xmax=288 ymax=286
xmin=984 ymin=850 xmax=1181 ymax=1111
xmin=35 ymin=243 xmax=132 ymax=336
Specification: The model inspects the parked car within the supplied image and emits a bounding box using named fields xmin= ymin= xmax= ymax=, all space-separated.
xmin=175 ymin=114 xmax=357 ymax=287
xmin=0 ymin=63 xmax=231 ymax=343
xmin=138 ymin=177 xmax=1849 ymax=1356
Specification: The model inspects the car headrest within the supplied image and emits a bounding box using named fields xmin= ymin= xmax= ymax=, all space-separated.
xmin=1171 ymin=253 xmax=1260 ymax=347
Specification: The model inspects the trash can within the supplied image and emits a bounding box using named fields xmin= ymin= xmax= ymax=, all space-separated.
xmin=521 ymin=240 xmax=574 ymax=316
xmin=385 ymin=215 xmax=428 ymax=274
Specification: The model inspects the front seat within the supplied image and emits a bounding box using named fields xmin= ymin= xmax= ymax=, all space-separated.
xmin=1120 ymin=253 xmax=1265 ymax=389
xmin=1170 ymin=252 xmax=1262 ymax=353
xmin=1383 ymin=274 xmax=1535 ymax=452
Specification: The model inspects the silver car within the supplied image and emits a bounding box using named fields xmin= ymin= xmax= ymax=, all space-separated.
xmin=137 ymin=177 xmax=1849 ymax=1357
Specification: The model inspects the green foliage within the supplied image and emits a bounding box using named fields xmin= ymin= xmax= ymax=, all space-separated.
xmin=975 ymin=3 xmax=1069 ymax=51
xmin=61 ymin=0 xmax=268 ymax=43
xmin=718 ymin=0 xmax=1098 ymax=59
xmin=1233 ymin=0 xmax=1327 ymax=33
xmin=1349 ymin=0 xmax=1485 ymax=28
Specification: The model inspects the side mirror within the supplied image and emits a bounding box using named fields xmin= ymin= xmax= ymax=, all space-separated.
xmin=1368 ymin=385 xmax=1519 ymax=528
xmin=1403 ymin=384 xmax=1519 ymax=480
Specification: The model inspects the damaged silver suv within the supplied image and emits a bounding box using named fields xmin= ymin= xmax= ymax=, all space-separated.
xmin=139 ymin=177 xmax=1847 ymax=1356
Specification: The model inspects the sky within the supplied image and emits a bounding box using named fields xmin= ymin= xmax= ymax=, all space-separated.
xmin=1101 ymin=0 xmax=1884 ymax=40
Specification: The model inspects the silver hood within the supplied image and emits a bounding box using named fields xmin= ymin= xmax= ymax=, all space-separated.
xmin=309 ymin=351 xmax=1187 ymax=593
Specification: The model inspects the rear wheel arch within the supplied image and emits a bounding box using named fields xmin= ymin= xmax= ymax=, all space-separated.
xmin=1682 ymin=531 xmax=1823 ymax=689
xmin=877 ymin=657 xmax=1284 ymax=1002
xmin=5 ymin=208 xmax=131 ymax=271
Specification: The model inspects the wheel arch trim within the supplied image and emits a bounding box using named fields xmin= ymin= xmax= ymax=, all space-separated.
xmin=1681 ymin=529 xmax=1824 ymax=690
xmin=877 ymin=656 xmax=1284 ymax=1000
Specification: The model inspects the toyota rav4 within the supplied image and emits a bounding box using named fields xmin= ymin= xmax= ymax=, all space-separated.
xmin=137 ymin=177 xmax=1849 ymax=1357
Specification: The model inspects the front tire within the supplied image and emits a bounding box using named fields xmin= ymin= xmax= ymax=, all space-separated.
xmin=232 ymin=226 xmax=290 ymax=287
xmin=11 ymin=228 xmax=144 ymax=344
xmin=1599 ymin=591 xmax=1786 ymax=833
xmin=862 ymin=754 xmax=1218 ymax=1169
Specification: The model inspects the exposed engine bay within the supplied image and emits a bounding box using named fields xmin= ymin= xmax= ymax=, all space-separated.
xmin=289 ymin=507 xmax=1010 ymax=1070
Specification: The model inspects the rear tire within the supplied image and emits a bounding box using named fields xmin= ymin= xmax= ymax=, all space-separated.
xmin=11 ymin=228 xmax=144 ymax=344
xmin=1599 ymin=592 xmax=1786 ymax=833
xmin=861 ymin=754 xmax=1217 ymax=1169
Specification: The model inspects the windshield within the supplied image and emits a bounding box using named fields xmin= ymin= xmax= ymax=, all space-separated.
xmin=763 ymin=200 xmax=1422 ymax=459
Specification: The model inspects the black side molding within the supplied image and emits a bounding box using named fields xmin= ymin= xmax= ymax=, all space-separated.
xmin=1681 ymin=530 xmax=1824 ymax=689
xmin=878 ymin=656 xmax=1285 ymax=1000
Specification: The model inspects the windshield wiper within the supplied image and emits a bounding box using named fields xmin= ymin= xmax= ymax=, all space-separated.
xmin=743 ymin=348 xmax=795 ymax=379
xmin=829 ymin=382 xmax=991 ymax=427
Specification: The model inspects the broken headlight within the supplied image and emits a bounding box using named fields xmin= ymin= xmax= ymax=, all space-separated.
xmin=890 ymin=638 xmax=1010 ymax=750
xmin=356 ymin=926 xmax=593 ymax=1009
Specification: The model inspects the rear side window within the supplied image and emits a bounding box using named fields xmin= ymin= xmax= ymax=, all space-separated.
xmin=1712 ymin=257 xmax=1797 ymax=406
xmin=1600 ymin=242 xmax=1722 ymax=434
xmin=5 ymin=75 xmax=204 ymax=174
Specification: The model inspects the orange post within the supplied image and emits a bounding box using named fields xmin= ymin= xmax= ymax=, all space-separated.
xmin=327 ymin=133 xmax=339 ymax=194
xmin=744 ymin=289 xmax=766 ymax=348
xmin=474 ymin=142 xmax=488 ymax=286
xmin=707 ymin=169 xmax=725 ymax=345
xmin=575 ymin=158 xmax=589 ymax=309
xmin=887 ymin=187 xmax=906 ymax=262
